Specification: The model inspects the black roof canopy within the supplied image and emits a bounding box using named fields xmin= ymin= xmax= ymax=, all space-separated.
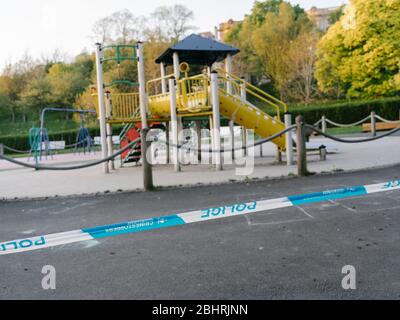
xmin=155 ymin=34 xmax=240 ymax=66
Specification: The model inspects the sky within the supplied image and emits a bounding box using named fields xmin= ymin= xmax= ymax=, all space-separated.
xmin=0 ymin=0 xmax=348 ymax=68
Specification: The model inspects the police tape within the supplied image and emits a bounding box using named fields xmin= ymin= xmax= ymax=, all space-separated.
xmin=1 ymin=180 xmax=400 ymax=255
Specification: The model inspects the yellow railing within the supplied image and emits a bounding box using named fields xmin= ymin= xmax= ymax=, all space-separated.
xmin=92 ymin=93 xmax=141 ymax=121
xmin=215 ymin=68 xmax=287 ymax=121
xmin=146 ymin=74 xmax=174 ymax=97
xmin=176 ymin=75 xmax=210 ymax=113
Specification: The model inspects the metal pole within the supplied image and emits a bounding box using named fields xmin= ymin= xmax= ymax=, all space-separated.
xmin=296 ymin=115 xmax=309 ymax=177
xmin=165 ymin=121 xmax=170 ymax=164
xmin=0 ymin=143 xmax=4 ymax=156
xmin=242 ymin=127 xmax=247 ymax=157
xmin=240 ymin=81 xmax=247 ymax=157
xmin=240 ymin=80 xmax=246 ymax=101
xmin=214 ymin=26 xmax=219 ymax=41
xmin=160 ymin=62 xmax=167 ymax=94
xmin=137 ymin=42 xmax=153 ymax=190
xmin=137 ymin=42 xmax=148 ymax=129
xmin=225 ymin=54 xmax=233 ymax=95
xmin=229 ymin=120 xmax=235 ymax=160
xmin=173 ymin=52 xmax=180 ymax=80
xmin=94 ymin=43 xmax=109 ymax=174
xmin=105 ymin=92 xmax=114 ymax=170
xmin=211 ymin=72 xmax=222 ymax=171
xmin=169 ymin=78 xmax=180 ymax=172
xmin=285 ymin=113 xmax=293 ymax=166
xmin=371 ymin=111 xmax=376 ymax=137
xmin=322 ymin=115 xmax=327 ymax=134
xmin=209 ymin=116 xmax=214 ymax=165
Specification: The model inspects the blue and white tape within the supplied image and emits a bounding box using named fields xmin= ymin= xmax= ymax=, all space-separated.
xmin=1 ymin=180 xmax=399 ymax=256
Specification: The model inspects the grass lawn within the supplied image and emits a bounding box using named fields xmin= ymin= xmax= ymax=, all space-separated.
xmin=326 ymin=125 xmax=364 ymax=135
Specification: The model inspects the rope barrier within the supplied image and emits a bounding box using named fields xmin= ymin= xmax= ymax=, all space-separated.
xmin=313 ymin=119 xmax=323 ymax=127
xmin=0 ymin=138 xmax=140 ymax=171
xmin=2 ymin=145 xmax=31 ymax=154
xmin=375 ymin=115 xmax=400 ymax=124
xmin=325 ymin=115 xmax=372 ymax=128
xmin=305 ymin=124 xmax=400 ymax=143
xmin=154 ymin=126 xmax=297 ymax=154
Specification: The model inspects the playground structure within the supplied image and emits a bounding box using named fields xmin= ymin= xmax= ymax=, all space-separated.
xmin=93 ymin=34 xmax=291 ymax=174
xmin=29 ymin=108 xmax=97 ymax=164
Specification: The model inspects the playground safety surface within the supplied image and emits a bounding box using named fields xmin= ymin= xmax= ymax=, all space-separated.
xmin=1 ymin=134 xmax=400 ymax=200
xmin=1 ymin=165 xmax=400 ymax=299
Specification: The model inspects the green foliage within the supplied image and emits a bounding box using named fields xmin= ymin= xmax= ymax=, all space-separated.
xmin=328 ymin=5 xmax=345 ymax=25
xmin=289 ymin=97 xmax=400 ymax=124
xmin=226 ymin=1 xmax=316 ymax=102
xmin=315 ymin=0 xmax=400 ymax=99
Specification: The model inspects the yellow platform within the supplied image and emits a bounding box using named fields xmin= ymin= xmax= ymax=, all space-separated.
xmin=94 ymin=69 xmax=288 ymax=150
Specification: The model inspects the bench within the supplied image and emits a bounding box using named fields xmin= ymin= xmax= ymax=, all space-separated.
xmin=363 ymin=122 xmax=400 ymax=132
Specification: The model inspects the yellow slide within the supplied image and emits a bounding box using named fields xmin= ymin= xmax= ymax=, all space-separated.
xmin=147 ymin=69 xmax=288 ymax=150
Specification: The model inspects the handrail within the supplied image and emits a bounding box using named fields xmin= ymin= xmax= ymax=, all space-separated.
xmin=215 ymin=68 xmax=288 ymax=115
xmin=147 ymin=73 xmax=175 ymax=96
xmin=216 ymin=71 xmax=284 ymax=121
xmin=176 ymin=74 xmax=210 ymax=113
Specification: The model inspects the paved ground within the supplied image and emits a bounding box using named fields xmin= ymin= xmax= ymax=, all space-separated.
xmin=1 ymin=134 xmax=400 ymax=200
xmin=1 ymin=165 xmax=400 ymax=300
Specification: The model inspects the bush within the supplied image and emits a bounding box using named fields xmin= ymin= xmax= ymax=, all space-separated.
xmin=289 ymin=97 xmax=400 ymax=125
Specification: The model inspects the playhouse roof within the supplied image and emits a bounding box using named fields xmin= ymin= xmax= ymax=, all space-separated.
xmin=155 ymin=34 xmax=240 ymax=66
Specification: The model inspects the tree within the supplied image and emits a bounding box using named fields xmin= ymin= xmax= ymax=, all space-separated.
xmin=251 ymin=2 xmax=313 ymax=100
xmin=315 ymin=0 xmax=400 ymax=99
xmin=110 ymin=9 xmax=138 ymax=44
xmin=151 ymin=5 xmax=196 ymax=42
xmin=328 ymin=5 xmax=345 ymax=25
xmin=0 ymin=76 xmax=17 ymax=122
xmin=289 ymin=32 xmax=320 ymax=103
xmin=46 ymin=63 xmax=90 ymax=112
xmin=92 ymin=16 xmax=114 ymax=43
xmin=225 ymin=1 xmax=316 ymax=102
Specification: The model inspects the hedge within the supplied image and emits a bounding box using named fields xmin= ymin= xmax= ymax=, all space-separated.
xmin=0 ymin=126 xmax=124 ymax=155
xmin=289 ymin=97 xmax=400 ymax=125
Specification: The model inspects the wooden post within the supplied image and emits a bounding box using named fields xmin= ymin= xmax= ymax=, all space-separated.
xmin=284 ymin=113 xmax=293 ymax=166
xmin=371 ymin=111 xmax=376 ymax=137
xmin=321 ymin=115 xmax=327 ymax=134
xmin=94 ymin=43 xmax=109 ymax=174
xmin=296 ymin=115 xmax=309 ymax=177
xmin=195 ymin=120 xmax=202 ymax=162
xmin=137 ymin=42 xmax=153 ymax=190
xmin=141 ymin=128 xmax=154 ymax=191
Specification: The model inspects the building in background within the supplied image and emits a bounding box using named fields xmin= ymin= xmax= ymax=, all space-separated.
xmin=307 ymin=6 xmax=340 ymax=31
xmin=199 ymin=19 xmax=241 ymax=43
xmin=218 ymin=19 xmax=240 ymax=42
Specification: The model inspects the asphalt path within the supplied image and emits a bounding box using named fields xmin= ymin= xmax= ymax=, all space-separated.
xmin=1 ymin=165 xmax=400 ymax=300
